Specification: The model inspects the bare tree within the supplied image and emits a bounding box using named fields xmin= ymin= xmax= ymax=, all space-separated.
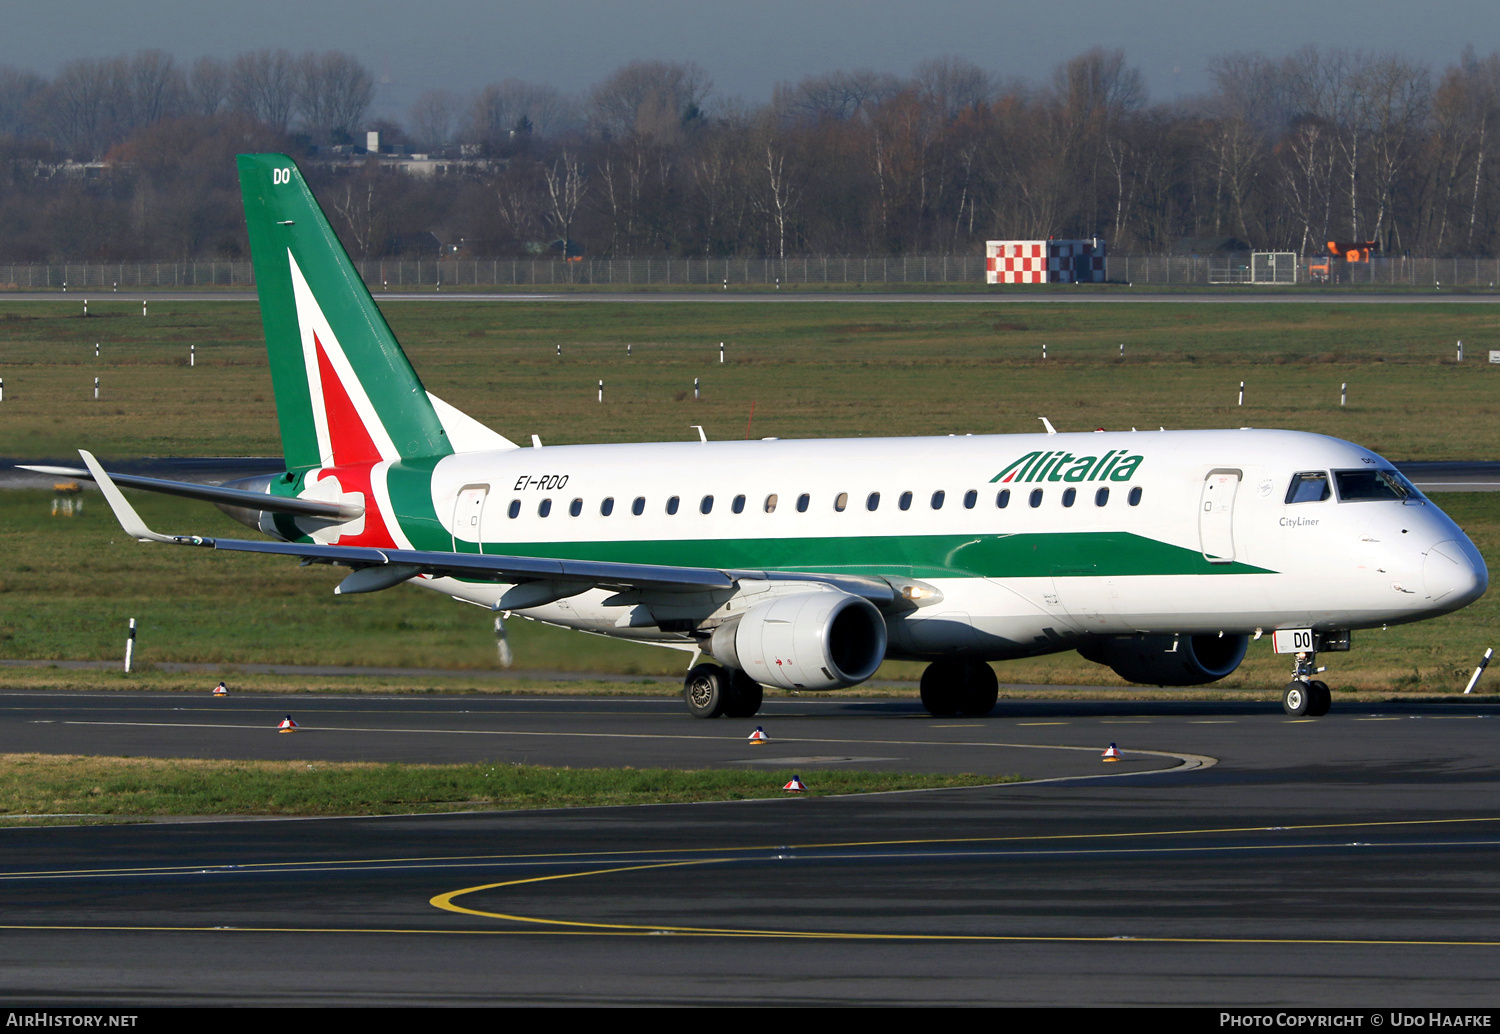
xmin=295 ymin=51 xmax=373 ymax=143
xmin=230 ymin=49 xmax=297 ymax=132
xmin=128 ymin=51 xmax=185 ymax=127
xmin=40 ymin=58 xmax=115 ymax=156
xmin=408 ymin=89 xmax=461 ymax=149
xmin=914 ymin=56 xmax=993 ymax=120
xmin=589 ymin=60 xmax=711 ymax=139
xmin=469 ymin=80 xmax=574 ymax=146
xmin=186 ymin=57 xmax=228 ymax=117
xmin=776 ymin=69 xmax=901 ymax=123
xmin=0 ymin=66 xmax=45 ymax=137
xmin=543 ymin=150 xmax=588 ymax=254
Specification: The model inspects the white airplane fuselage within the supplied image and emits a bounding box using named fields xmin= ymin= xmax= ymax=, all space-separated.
xmin=310 ymin=427 xmax=1486 ymax=664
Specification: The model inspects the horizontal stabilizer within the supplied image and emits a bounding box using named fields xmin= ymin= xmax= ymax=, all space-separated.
xmin=24 ymin=461 xmax=361 ymax=521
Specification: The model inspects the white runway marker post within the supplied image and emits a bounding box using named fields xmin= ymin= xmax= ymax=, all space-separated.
xmin=1042 ymin=343 xmax=1047 ymax=360
xmin=1341 ymin=382 xmax=1347 ymax=406
xmin=190 ymin=344 xmax=195 ymax=367
xmin=719 ymin=341 xmax=725 ymax=364
xmin=94 ymin=343 xmax=98 ymax=359
xmin=83 ymin=299 xmax=87 ymax=316
xmin=1457 ymin=340 xmax=1464 ymax=362
xmin=142 ymin=300 xmax=147 ymax=317
xmin=1464 ymin=648 xmax=1493 ymax=694
xmin=1239 ymin=381 xmax=1245 ymax=406
xmin=598 ymin=379 xmax=603 ymax=403
xmin=694 ymin=377 xmax=700 ymax=401
xmin=124 ymin=618 xmax=136 ymax=673
xmin=93 ymin=376 xmax=99 ymax=401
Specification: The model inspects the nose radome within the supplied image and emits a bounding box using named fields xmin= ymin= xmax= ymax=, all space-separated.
xmin=1423 ymin=540 xmax=1487 ymax=605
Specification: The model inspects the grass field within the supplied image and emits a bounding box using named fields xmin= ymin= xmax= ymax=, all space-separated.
xmin=0 ymin=753 xmax=1009 ymax=823
xmin=3 ymin=299 xmax=1499 ymax=695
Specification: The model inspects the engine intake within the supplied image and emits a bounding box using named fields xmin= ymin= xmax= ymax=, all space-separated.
xmin=711 ymin=590 xmax=887 ymax=690
xmin=1078 ymin=633 xmax=1248 ymax=687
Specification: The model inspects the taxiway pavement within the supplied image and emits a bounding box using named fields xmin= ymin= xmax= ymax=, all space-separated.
xmin=1 ymin=692 xmax=1498 ymax=1005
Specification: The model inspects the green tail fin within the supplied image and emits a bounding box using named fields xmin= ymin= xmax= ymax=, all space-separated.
xmin=237 ymin=153 xmax=453 ymax=470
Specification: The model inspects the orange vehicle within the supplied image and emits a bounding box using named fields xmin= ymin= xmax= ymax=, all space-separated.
xmin=1309 ymin=240 xmax=1377 ymax=283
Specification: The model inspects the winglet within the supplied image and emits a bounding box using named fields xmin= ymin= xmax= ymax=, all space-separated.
xmin=1039 ymin=417 xmax=1058 ymax=435
xmin=79 ymin=450 xmax=179 ymax=544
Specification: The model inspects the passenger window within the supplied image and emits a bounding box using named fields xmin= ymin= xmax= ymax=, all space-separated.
xmin=866 ymin=492 xmax=880 ymax=511
xmin=700 ymin=495 xmax=714 ymax=514
xmin=1062 ymin=488 xmax=1076 ymax=507
xmin=1029 ymin=489 xmax=1043 ymax=508
xmin=732 ymin=494 xmax=746 ymax=514
xmin=1285 ymin=472 xmax=1331 ymax=504
xmin=963 ymin=490 xmax=977 ymax=509
xmin=1129 ymin=487 xmax=1143 ymax=506
xmin=507 ymin=499 xmax=521 ymax=519
xmin=796 ymin=493 xmax=810 ymax=512
xmin=1095 ymin=487 xmax=1109 ymax=507
xmin=632 ymin=496 xmax=646 ymax=516
xmin=764 ymin=494 xmax=778 ymax=513
xmin=834 ymin=492 xmax=848 ymax=512
xmin=600 ymin=497 xmax=614 ymax=516
xmin=666 ymin=496 xmax=680 ymax=515
xmin=568 ymin=498 xmax=582 ymax=517
xmin=899 ymin=491 xmax=913 ymax=511
xmin=931 ymin=490 xmax=945 ymax=510
xmin=996 ymin=489 xmax=1010 ymax=509
xmin=538 ymin=499 xmax=552 ymax=517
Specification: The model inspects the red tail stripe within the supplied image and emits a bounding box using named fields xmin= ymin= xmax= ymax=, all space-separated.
xmin=315 ymin=334 xmax=383 ymax=467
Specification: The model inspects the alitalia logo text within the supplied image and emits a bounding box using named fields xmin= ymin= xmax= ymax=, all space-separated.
xmin=990 ymin=450 xmax=1144 ymax=484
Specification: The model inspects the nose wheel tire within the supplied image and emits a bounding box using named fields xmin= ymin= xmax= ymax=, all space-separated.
xmin=1282 ymin=681 xmax=1310 ymax=716
xmin=1307 ymin=680 xmax=1331 ymax=716
xmin=1283 ymin=680 xmax=1332 ymax=717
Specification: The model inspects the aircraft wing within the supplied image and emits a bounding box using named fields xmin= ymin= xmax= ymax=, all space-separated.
xmin=19 ymin=462 xmax=360 ymax=520
xmin=78 ymin=450 xmax=895 ymax=605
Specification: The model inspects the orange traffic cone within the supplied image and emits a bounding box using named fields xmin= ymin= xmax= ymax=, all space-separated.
xmin=783 ymin=775 xmax=806 ymax=793
xmin=748 ymin=726 xmax=769 ymax=745
xmin=277 ymin=715 xmax=298 ymax=733
xmin=1101 ymin=742 xmax=1122 ymax=762
xmin=212 ymin=682 xmax=228 ymax=698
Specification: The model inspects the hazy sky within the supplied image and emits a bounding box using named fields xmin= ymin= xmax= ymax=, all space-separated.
xmin=12 ymin=1 xmax=1498 ymax=119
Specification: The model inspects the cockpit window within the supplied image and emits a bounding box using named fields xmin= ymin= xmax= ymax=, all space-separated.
xmin=1334 ymin=468 xmax=1423 ymax=503
xmin=1285 ymin=472 xmax=1331 ymax=504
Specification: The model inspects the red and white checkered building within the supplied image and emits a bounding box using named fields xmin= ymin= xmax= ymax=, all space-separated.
xmin=985 ymin=239 xmax=1107 ymax=284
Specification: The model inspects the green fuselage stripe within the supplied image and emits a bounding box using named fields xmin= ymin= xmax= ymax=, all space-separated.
xmin=459 ymin=531 xmax=1273 ymax=579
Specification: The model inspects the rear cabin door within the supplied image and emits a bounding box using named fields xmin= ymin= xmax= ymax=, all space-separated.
xmin=1199 ymin=469 xmax=1242 ymax=563
xmin=451 ymin=485 xmax=489 ymax=554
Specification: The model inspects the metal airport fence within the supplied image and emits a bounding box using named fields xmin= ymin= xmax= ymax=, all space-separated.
xmin=4 ymin=254 xmax=1500 ymax=289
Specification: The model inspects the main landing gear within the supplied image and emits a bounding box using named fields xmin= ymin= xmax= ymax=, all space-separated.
xmin=683 ymin=663 xmax=764 ymax=719
xmin=919 ymin=660 xmax=1000 ymax=717
xmin=1282 ymin=650 xmax=1332 ymax=717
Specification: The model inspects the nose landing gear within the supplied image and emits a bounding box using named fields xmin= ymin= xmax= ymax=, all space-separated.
xmin=1282 ymin=650 xmax=1332 ymax=716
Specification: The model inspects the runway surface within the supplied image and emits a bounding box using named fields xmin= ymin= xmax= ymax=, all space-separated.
xmin=5 ymin=290 xmax=1500 ymax=303
xmin=3 ymin=690 xmax=1500 ymax=1005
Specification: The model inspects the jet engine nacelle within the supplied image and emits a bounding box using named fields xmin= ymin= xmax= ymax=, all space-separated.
xmin=710 ymin=590 xmax=887 ymax=691
xmin=1078 ymin=633 xmax=1249 ymax=687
